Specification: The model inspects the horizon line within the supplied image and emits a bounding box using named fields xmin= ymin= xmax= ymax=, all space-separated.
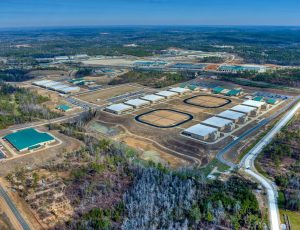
xmin=1 ymin=24 xmax=300 ymax=30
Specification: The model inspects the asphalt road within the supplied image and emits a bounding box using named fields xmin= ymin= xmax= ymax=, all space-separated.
xmin=0 ymin=185 xmax=31 ymax=230
xmin=216 ymin=96 xmax=300 ymax=168
xmin=241 ymin=101 xmax=300 ymax=230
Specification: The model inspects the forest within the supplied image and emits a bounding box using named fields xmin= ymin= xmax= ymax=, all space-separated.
xmin=109 ymin=70 xmax=194 ymax=88
xmin=257 ymin=115 xmax=300 ymax=211
xmin=1 ymin=26 xmax=300 ymax=65
xmin=0 ymin=83 xmax=60 ymax=128
xmin=219 ymin=68 xmax=300 ymax=88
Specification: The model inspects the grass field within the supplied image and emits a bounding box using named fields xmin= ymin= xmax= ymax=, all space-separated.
xmin=280 ymin=209 xmax=300 ymax=230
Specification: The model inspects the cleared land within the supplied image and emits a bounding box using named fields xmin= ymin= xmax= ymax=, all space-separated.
xmin=184 ymin=95 xmax=231 ymax=108
xmin=75 ymin=84 xmax=142 ymax=105
xmin=136 ymin=109 xmax=192 ymax=128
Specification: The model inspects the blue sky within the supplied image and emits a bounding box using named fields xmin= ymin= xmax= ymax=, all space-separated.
xmin=0 ymin=0 xmax=299 ymax=28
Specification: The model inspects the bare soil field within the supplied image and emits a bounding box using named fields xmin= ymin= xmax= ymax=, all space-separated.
xmin=75 ymin=84 xmax=142 ymax=105
xmin=185 ymin=95 xmax=231 ymax=108
xmin=121 ymin=136 xmax=187 ymax=167
xmin=137 ymin=109 xmax=192 ymax=127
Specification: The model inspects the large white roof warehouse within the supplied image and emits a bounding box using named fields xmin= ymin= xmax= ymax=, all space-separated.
xmin=242 ymin=100 xmax=266 ymax=108
xmin=217 ymin=110 xmax=246 ymax=121
xmin=140 ymin=94 xmax=165 ymax=103
xmin=230 ymin=105 xmax=256 ymax=114
xmin=182 ymin=124 xmax=218 ymax=140
xmin=169 ymin=87 xmax=190 ymax=94
xmin=124 ymin=98 xmax=150 ymax=108
xmin=155 ymin=90 xmax=178 ymax=98
xmin=105 ymin=103 xmax=133 ymax=114
xmin=201 ymin=116 xmax=234 ymax=130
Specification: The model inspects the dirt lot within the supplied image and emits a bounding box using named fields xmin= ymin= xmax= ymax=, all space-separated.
xmin=75 ymin=84 xmax=143 ymax=105
xmin=137 ymin=109 xmax=192 ymax=127
xmin=122 ymin=136 xmax=187 ymax=167
xmin=185 ymin=95 xmax=231 ymax=107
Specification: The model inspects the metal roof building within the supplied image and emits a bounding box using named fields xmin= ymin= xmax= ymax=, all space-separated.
xmin=3 ymin=128 xmax=55 ymax=152
xmin=59 ymin=86 xmax=81 ymax=94
xmin=168 ymin=87 xmax=190 ymax=95
xmin=43 ymin=81 xmax=62 ymax=88
xmin=201 ymin=116 xmax=235 ymax=131
xmin=105 ymin=103 xmax=133 ymax=114
xmin=155 ymin=90 xmax=178 ymax=98
xmin=182 ymin=124 xmax=219 ymax=141
xmin=32 ymin=80 xmax=53 ymax=86
xmin=140 ymin=94 xmax=165 ymax=103
xmin=217 ymin=110 xmax=247 ymax=123
xmin=242 ymin=100 xmax=266 ymax=109
xmin=49 ymin=84 xmax=69 ymax=90
xmin=124 ymin=99 xmax=150 ymax=108
xmin=230 ymin=105 xmax=257 ymax=116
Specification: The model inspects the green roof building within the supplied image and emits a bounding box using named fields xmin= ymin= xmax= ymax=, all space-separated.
xmin=226 ymin=89 xmax=242 ymax=96
xmin=212 ymin=87 xmax=225 ymax=94
xmin=266 ymin=98 xmax=278 ymax=105
xmin=4 ymin=128 xmax=55 ymax=152
xmin=253 ymin=96 xmax=263 ymax=101
xmin=56 ymin=104 xmax=71 ymax=112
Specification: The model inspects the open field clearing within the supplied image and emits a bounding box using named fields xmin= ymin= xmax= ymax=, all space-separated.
xmin=184 ymin=95 xmax=231 ymax=108
xmin=136 ymin=109 xmax=193 ymax=128
xmin=75 ymin=84 xmax=143 ymax=105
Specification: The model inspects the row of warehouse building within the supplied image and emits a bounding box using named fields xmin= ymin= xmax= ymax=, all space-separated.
xmin=104 ymin=87 xmax=191 ymax=114
xmin=182 ymin=99 xmax=271 ymax=142
xmin=32 ymin=80 xmax=81 ymax=94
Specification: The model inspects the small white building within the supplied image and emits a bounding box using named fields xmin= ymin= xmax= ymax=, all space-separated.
xmin=155 ymin=90 xmax=178 ymax=99
xmin=230 ymin=105 xmax=258 ymax=116
xmin=124 ymin=99 xmax=150 ymax=108
xmin=105 ymin=103 xmax=133 ymax=114
xmin=168 ymin=87 xmax=191 ymax=95
xmin=201 ymin=116 xmax=235 ymax=132
xmin=182 ymin=124 xmax=219 ymax=141
xmin=242 ymin=100 xmax=267 ymax=110
xmin=140 ymin=94 xmax=165 ymax=103
xmin=217 ymin=110 xmax=248 ymax=123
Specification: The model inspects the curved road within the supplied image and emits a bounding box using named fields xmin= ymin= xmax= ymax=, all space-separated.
xmin=241 ymin=101 xmax=300 ymax=230
xmin=217 ymin=96 xmax=300 ymax=168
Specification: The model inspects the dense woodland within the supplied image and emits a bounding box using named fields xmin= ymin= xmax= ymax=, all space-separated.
xmin=257 ymin=115 xmax=300 ymax=211
xmin=219 ymin=68 xmax=300 ymax=88
xmin=1 ymin=26 xmax=300 ymax=65
xmin=0 ymin=83 xmax=60 ymax=128
xmin=109 ymin=70 xmax=194 ymax=88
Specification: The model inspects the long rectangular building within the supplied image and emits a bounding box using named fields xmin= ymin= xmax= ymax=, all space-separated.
xmin=105 ymin=103 xmax=133 ymax=114
xmin=230 ymin=105 xmax=258 ymax=116
xmin=201 ymin=116 xmax=235 ymax=131
xmin=168 ymin=87 xmax=190 ymax=95
xmin=242 ymin=100 xmax=266 ymax=109
xmin=155 ymin=90 xmax=178 ymax=98
xmin=182 ymin=124 xmax=219 ymax=141
xmin=217 ymin=110 xmax=248 ymax=123
xmin=140 ymin=94 xmax=165 ymax=103
xmin=124 ymin=99 xmax=150 ymax=108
